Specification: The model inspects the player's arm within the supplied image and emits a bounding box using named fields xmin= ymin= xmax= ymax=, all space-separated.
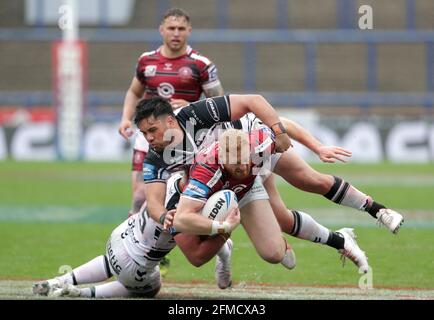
xmin=229 ymin=94 xmax=291 ymax=153
xmin=174 ymin=233 xmax=229 ymax=267
xmin=119 ymin=77 xmax=146 ymax=139
xmin=144 ymin=182 xmax=168 ymax=222
xmin=203 ymin=82 xmax=224 ymax=98
xmin=280 ymin=117 xmax=352 ymax=163
xmin=173 ymin=196 xmax=239 ymax=235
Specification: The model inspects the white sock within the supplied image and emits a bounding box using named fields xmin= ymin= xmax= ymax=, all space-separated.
xmin=216 ymin=240 xmax=230 ymax=261
xmin=79 ymin=281 xmax=131 ymax=298
xmin=48 ymin=274 xmax=73 ymax=286
xmin=290 ymin=210 xmax=330 ymax=244
xmin=71 ymin=255 xmax=111 ymax=285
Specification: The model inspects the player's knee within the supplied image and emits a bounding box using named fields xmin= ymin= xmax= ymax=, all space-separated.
xmin=259 ymin=247 xmax=284 ymax=264
xmin=189 ymin=257 xmax=207 ymax=268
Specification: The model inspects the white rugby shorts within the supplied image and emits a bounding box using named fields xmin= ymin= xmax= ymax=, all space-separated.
xmin=238 ymin=176 xmax=269 ymax=209
xmin=106 ymin=219 xmax=161 ymax=295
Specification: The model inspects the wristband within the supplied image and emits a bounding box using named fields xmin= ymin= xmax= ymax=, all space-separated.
xmin=210 ymin=221 xmax=230 ymax=235
xmin=159 ymin=213 xmax=167 ymax=225
xmin=271 ymin=122 xmax=287 ymax=135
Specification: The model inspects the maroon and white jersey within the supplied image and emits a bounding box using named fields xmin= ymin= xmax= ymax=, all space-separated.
xmin=135 ymin=46 xmax=221 ymax=101
xmin=182 ymin=127 xmax=276 ymax=203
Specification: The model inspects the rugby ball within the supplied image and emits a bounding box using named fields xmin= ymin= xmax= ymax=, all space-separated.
xmin=201 ymin=190 xmax=238 ymax=221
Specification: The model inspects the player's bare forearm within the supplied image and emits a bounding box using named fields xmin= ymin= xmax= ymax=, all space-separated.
xmin=204 ymin=83 xmax=224 ymax=98
xmin=174 ymin=233 xmax=228 ymax=267
xmin=280 ymin=117 xmax=322 ymax=154
xmin=173 ymin=197 xmax=215 ymax=235
xmin=119 ymin=78 xmax=146 ymax=138
xmin=229 ymin=95 xmax=291 ymax=152
xmin=121 ymin=77 xmax=146 ymax=122
xmin=280 ymin=117 xmax=352 ymax=163
xmin=145 ymin=182 xmax=168 ymax=222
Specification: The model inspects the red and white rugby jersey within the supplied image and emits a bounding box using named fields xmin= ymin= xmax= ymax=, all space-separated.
xmin=182 ymin=128 xmax=276 ymax=203
xmin=135 ymin=45 xmax=221 ymax=101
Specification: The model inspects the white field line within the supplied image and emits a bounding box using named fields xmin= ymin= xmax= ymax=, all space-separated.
xmin=1 ymin=280 xmax=433 ymax=300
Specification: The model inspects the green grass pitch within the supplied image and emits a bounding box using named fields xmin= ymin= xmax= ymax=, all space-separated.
xmin=0 ymin=161 xmax=433 ymax=291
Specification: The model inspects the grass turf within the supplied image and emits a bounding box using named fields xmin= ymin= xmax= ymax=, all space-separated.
xmin=0 ymin=161 xmax=433 ymax=289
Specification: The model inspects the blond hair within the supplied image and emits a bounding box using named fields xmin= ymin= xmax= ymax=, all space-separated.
xmin=218 ymin=129 xmax=250 ymax=165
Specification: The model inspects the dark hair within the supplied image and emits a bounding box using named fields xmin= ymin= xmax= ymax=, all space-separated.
xmin=162 ymin=7 xmax=190 ymax=24
xmin=134 ymin=97 xmax=175 ymax=126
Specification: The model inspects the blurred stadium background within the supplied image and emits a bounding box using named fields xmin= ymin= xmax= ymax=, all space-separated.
xmin=0 ymin=0 xmax=433 ymax=299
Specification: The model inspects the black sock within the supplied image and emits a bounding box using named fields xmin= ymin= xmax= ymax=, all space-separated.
xmin=71 ymin=272 xmax=78 ymax=285
xmin=90 ymin=286 xmax=96 ymax=298
xmin=326 ymin=231 xmax=345 ymax=250
xmin=365 ymin=201 xmax=386 ymax=219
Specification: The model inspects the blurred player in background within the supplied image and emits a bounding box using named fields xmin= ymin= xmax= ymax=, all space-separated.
xmin=118 ymin=8 xmax=224 ymax=275
xmin=32 ymin=173 xmax=239 ymax=298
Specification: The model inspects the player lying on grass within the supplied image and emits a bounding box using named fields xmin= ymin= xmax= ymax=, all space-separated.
xmin=164 ymin=128 xmax=369 ymax=273
xmin=136 ymin=96 xmax=404 ymax=240
xmin=32 ymin=173 xmax=239 ymax=298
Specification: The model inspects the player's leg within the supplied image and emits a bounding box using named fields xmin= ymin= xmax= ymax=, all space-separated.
xmin=32 ymin=255 xmax=112 ymax=296
xmin=264 ymin=174 xmax=340 ymax=246
xmin=51 ymin=262 xmax=162 ymax=298
xmin=240 ymin=198 xmax=295 ymax=269
xmin=58 ymin=223 xmax=162 ymax=298
xmin=175 ymin=232 xmax=233 ymax=289
xmin=262 ymin=174 xmax=368 ymax=271
xmin=273 ymin=149 xmax=403 ymax=233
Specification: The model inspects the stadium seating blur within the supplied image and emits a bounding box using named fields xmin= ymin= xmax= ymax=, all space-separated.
xmin=0 ymin=0 xmax=433 ymax=162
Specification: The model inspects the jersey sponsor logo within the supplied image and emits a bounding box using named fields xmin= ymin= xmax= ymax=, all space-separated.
xmin=143 ymin=163 xmax=157 ymax=180
xmin=206 ymin=168 xmax=222 ymax=188
xmin=179 ymin=66 xmax=192 ymax=79
xmin=206 ymin=98 xmax=220 ymax=122
xmin=157 ymin=82 xmax=175 ymax=98
xmin=144 ymin=65 xmax=157 ymax=77
xmin=184 ymin=180 xmax=209 ymax=199
xmin=164 ymin=63 xmax=172 ymax=70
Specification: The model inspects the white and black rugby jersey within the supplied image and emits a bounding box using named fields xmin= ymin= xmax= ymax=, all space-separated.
xmin=143 ymin=95 xmax=231 ymax=183
xmin=121 ymin=173 xmax=183 ymax=268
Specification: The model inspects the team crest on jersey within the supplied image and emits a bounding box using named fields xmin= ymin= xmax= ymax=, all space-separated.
xmin=232 ymin=184 xmax=248 ymax=194
xmin=179 ymin=66 xmax=192 ymax=79
xmin=157 ymin=82 xmax=175 ymax=98
xmin=144 ymin=65 xmax=157 ymax=77
xmin=205 ymin=98 xmax=220 ymax=122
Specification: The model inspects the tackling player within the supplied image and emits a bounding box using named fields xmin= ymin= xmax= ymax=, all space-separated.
xmin=32 ymin=173 xmax=239 ymax=298
xmin=135 ymin=96 xmax=404 ymax=239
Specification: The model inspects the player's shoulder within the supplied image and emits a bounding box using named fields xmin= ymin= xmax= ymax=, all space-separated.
xmin=138 ymin=49 xmax=159 ymax=62
xmin=188 ymin=47 xmax=213 ymax=67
